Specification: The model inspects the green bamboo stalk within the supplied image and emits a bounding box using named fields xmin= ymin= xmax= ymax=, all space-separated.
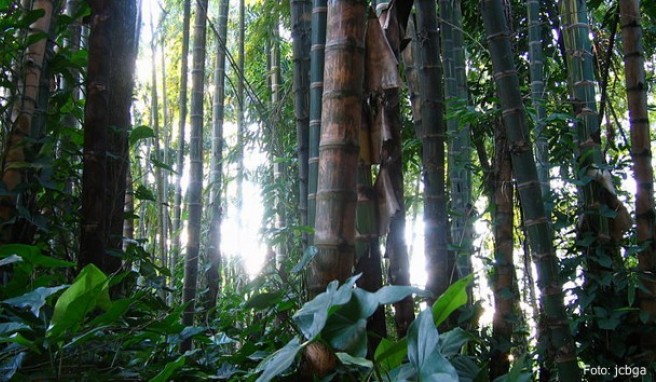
xmin=207 ymin=0 xmax=230 ymax=310
xmin=480 ymin=0 xmax=580 ymax=379
xmin=307 ymin=0 xmax=327 ymax=244
xmin=440 ymin=0 xmax=473 ymax=281
xmin=415 ymin=0 xmax=451 ymax=305
xmin=560 ymin=0 xmax=611 ymax=242
xmin=619 ymin=0 xmax=656 ymax=359
xmin=291 ymin=0 xmax=312 ymax=248
xmin=527 ymin=0 xmax=549 ymax=206
xmin=172 ymin=0 xmax=191 ymax=287
xmin=181 ymin=0 xmax=209 ymax=352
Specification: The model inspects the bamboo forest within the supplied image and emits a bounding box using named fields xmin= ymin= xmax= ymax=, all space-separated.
xmin=1 ymin=0 xmax=656 ymax=380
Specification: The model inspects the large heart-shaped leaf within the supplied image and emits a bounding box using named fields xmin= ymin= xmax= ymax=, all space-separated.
xmin=293 ymin=275 xmax=359 ymax=340
xmin=255 ymin=338 xmax=303 ymax=382
xmin=407 ymin=309 xmax=459 ymax=381
xmin=3 ymin=285 xmax=68 ymax=317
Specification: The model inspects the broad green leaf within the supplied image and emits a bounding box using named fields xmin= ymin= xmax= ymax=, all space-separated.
xmin=3 ymin=285 xmax=68 ymax=317
xmin=255 ymin=338 xmax=303 ymax=382
xmin=0 ymin=333 xmax=40 ymax=353
xmin=149 ymin=356 xmax=186 ymax=382
xmin=493 ymin=355 xmax=531 ymax=382
xmin=0 ymin=254 xmax=22 ymax=267
xmin=48 ymin=264 xmax=110 ymax=339
xmin=293 ymin=275 xmax=359 ymax=340
xmin=0 ymin=244 xmax=74 ymax=268
xmin=135 ymin=184 xmax=156 ymax=202
xmin=245 ymin=292 xmax=283 ymax=310
xmin=323 ymin=313 xmax=368 ymax=357
xmin=150 ymin=157 xmax=175 ymax=173
xmin=374 ymin=338 xmax=407 ymax=373
xmin=129 ymin=125 xmax=156 ymax=146
xmin=0 ymin=351 xmax=26 ymax=381
xmin=291 ymin=245 xmax=317 ymax=273
xmin=0 ymin=322 xmax=30 ymax=336
xmin=407 ymin=309 xmax=458 ymax=381
xmin=88 ymin=298 xmax=133 ymax=326
xmin=336 ymin=352 xmax=373 ymax=368
xmin=374 ymin=285 xmax=423 ymax=305
xmin=439 ymin=328 xmax=474 ymax=357
xmin=408 ymin=309 xmax=438 ymax=372
xmin=432 ymin=274 xmax=473 ymax=327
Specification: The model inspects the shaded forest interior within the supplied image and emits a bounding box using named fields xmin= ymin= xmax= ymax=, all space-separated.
xmin=1 ymin=0 xmax=656 ymax=380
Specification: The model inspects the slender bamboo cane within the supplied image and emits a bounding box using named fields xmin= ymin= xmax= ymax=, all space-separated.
xmin=308 ymin=0 xmax=327 ymax=244
xmin=619 ymin=0 xmax=656 ymax=360
xmin=481 ymin=0 xmax=580 ymax=379
xmin=181 ymin=0 xmax=209 ymax=352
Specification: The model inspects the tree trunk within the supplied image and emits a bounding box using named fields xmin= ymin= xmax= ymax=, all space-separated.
xmin=480 ymin=0 xmax=580 ymax=379
xmin=80 ymin=0 xmax=137 ymax=274
xmin=619 ymin=0 xmax=656 ymax=361
xmin=181 ymin=0 xmax=209 ymax=352
xmin=105 ymin=0 xmax=138 ymax=264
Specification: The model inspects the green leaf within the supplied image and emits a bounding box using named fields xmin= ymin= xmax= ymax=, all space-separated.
xmin=374 ymin=338 xmax=407 ymax=373
xmin=0 ymin=254 xmax=22 ymax=267
xmin=408 ymin=309 xmax=438 ymax=372
xmin=323 ymin=312 xmax=368 ymax=357
xmin=245 ymin=292 xmax=283 ymax=310
xmin=292 ymin=246 xmax=317 ymax=273
xmin=3 ymin=285 xmax=68 ymax=317
xmin=0 ymin=244 xmax=74 ymax=268
xmin=135 ymin=184 xmax=156 ymax=202
xmin=0 ymin=322 xmax=30 ymax=336
xmin=493 ymin=355 xmax=531 ymax=382
xmin=0 ymin=333 xmax=40 ymax=353
xmin=88 ymin=297 xmax=133 ymax=326
xmin=439 ymin=328 xmax=474 ymax=357
xmin=336 ymin=352 xmax=373 ymax=368
xmin=149 ymin=356 xmax=186 ymax=382
xmin=407 ymin=309 xmax=458 ymax=381
xmin=293 ymin=275 xmax=359 ymax=340
xmin=129 ymin=125 xmax=156 ymax=146
xmin=255 ymin=338 xmax=303 ymax=382
xmin=150 ymin=157 xmax=175 ymax=173
xmin=20 ymin=9 xmax=46 ymax=27
xmin=432 ymin=274 xmax=473 ymax=327
xmin=48 ymin=264 xmax=110 ymax=339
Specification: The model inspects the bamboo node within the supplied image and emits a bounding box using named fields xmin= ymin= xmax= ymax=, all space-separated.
xmin=523 ymin=216 xmax=549 ymax=228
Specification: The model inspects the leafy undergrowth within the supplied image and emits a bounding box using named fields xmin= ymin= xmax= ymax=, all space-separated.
xmin=0 ymin=244 xmax=526 ymax=381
